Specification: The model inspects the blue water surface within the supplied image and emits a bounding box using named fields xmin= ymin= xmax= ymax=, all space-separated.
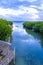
xmin=10 ymin=22 xmax=43 ymax=65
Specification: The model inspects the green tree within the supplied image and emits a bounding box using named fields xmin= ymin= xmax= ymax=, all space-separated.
xmin=0 ymin=18 xmax=12 ymax=41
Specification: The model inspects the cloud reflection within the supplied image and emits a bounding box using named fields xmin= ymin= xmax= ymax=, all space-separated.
xmin=12 ymin=23 xmax=28 ymax=35
xmin=22 ymin=38 xmax=40 ymax=44
xmin=12 ymin=23 xmax=41 ymax=45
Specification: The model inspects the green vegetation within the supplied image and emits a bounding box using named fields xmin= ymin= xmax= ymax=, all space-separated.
xmin=23 ymin=21 xmax=43 ymax=35
xmin=0 ymin=18 xmax=13 ymax=41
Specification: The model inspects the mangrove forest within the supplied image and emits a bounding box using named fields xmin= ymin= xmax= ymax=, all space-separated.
xmin=23 ymin=21 xmax=43 ymax=35
xmin=0 ymin=18 xmax=13 ymax=41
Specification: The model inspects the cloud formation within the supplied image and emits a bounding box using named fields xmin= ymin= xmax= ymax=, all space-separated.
xmin=0 ymin=0 xmax=43 ymax=21
xmin=18 ymin=0 xmax=37 ymax=2
xmin=0 ymin=5 xmax=39 ymax=20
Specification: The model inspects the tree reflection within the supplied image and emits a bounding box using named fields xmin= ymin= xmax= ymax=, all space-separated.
xmin=25 ymin=29 xmax=43 ymax=48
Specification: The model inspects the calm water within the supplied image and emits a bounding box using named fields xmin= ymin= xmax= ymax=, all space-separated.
xmin=10 ymin=22 xmax=43 ymax=65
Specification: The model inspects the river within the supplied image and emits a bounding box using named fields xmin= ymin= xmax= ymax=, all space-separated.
xmin=10 ymin=22 xmax=43 ymax=65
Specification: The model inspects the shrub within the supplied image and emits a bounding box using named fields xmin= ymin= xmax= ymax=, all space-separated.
xmin=23 ymin=21 xmax=43 ymax=35
xmin=0 ymin=18 xmax=12 ymax=41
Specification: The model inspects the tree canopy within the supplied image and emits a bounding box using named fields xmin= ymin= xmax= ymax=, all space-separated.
xmin=0 ymin=18 xmax=13 ymax=41
xmin=23 ymin=21 xmax=43 ymax=35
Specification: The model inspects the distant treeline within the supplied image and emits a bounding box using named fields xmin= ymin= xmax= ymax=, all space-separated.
xmin=0 ymin=18 xmax=13 ymax=41
xmin=23 ymin=21 xmax=43 ymax=35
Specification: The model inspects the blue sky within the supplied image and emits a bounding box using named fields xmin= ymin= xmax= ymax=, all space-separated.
xmin=0 ymin=0 xmax=43 ymax=21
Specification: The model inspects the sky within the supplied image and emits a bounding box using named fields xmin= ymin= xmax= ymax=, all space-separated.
xmin=0 ymin=0 xmax=43 ymax=21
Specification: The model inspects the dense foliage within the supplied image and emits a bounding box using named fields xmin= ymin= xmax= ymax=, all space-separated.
xmin=0 ymin=18 xmax=13 ymax=41
xmin=23 ymin=21 xmax=43 ymax=35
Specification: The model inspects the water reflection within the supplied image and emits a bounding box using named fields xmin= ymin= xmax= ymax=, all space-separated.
xmin=25 ymin=29 xmax=43 ymax=48
xmin=11 ymin=22 xmax=43 ymax=65
xmin=12 ymin=23 xmax=27 ymax=35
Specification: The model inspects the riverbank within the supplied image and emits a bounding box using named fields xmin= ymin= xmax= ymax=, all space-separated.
xmin=0 ymin=40 xmax=14 ymax=65
xmin=0 ymin=18 xmax=13 ymax=41
xmin=0 ymin=19 xmax=14 ymax=64
xmin=23 ymin=21 xmax=43 ymax=35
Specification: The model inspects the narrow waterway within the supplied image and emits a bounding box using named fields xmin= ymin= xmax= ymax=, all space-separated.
xmin=11 ymin=22 xmax=43 ymax=65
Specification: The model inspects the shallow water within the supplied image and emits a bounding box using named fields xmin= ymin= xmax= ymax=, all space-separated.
xmin=10 ymin=22 xmax=43 ymax=65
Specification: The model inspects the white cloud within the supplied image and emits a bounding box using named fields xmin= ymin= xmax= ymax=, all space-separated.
xmin=19 ymin=6 xmax=39 ymax=19
xmin=0 ymin=7 xmax=25 ymax=17
xmin=0 ymin=5 xmax=39 ymax=20
xmin=30 ymin=4 xmax=43 ymax=11
xmin=19 ymin=0 xmax=37 ymax=2
xmin=39 ymin=4 xmax=43 ymax=10
xmin=30 ymin=5 xmax=37 ymax=8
